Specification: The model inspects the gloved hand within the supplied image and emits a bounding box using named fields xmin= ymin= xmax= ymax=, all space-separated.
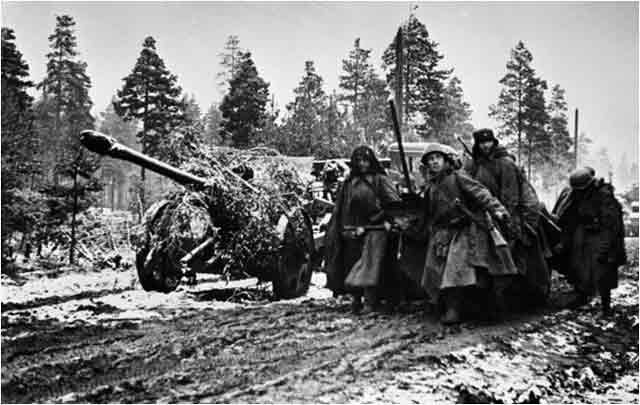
xmin=495 ymin=210 xmax=511 ymax=224
xmin=383 ymin=221 xmax=393 ymax=232
xmin=355 ymin=226 xmax=365 ymax=237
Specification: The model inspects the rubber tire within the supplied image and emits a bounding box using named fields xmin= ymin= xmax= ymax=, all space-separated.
xmin=135 ymin=243 xmax=180 ymax=293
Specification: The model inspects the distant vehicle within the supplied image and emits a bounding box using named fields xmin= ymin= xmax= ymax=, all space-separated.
xmin=625 ymin=201 xmax=639 ymax=237
xmin=388 ymin=142 xmax=433 ymax=192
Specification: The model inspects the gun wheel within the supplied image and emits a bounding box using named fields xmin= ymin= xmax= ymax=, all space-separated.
xmin=272 ymin=208 xmax=315 ymax=299
xmin=135 ymin=243 xmax=181 ymax=293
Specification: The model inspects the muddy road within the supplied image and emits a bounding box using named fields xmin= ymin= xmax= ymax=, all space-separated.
xmin=2 ymin=241 xmax=638 ymax=403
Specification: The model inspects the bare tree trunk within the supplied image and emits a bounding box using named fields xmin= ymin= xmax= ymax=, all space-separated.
xmin=527 ymin=138 xmax=532 ymax=180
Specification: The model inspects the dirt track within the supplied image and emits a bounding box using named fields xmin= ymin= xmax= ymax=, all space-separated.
xmin=1 ymin=242 xmax=638 ymax=403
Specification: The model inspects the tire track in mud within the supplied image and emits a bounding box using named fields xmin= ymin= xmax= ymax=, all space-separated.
xmin=234 ymin=298 xmax=638 ymax=403
xmin=2 ymin=301 xmax=363 ymax=403
xmin=2 ymin=287 xmax=135 ymax=312
xmin=2 ymin=265 xmax=638 ymax=403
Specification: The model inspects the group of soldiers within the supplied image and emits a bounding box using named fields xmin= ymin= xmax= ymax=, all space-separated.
xmin=324 ymin=128 xmax=627 ymax=324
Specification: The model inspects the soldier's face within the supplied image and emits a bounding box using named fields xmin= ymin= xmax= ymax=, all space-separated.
xmin=356 ymin=157 xmax=371 ymax=173
xmin=479 ymin=140 xmax=495 ymax=155
xmin=426 ymin=153 xmax=445 ymax=173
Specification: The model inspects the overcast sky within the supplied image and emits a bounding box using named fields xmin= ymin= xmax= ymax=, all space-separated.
xmin=2 ymin=1 xmax=638 ymax=164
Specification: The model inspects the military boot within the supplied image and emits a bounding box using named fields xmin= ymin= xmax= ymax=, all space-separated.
xmin=441 ymin=288 xmax=462 ymax=325
xmin=601 ymin=289 xmax=612 ymax=316
xmin=568 ymin=292 xmax=590 ymax=309
xmin=351 ymin=294 xmax=363 ymax=314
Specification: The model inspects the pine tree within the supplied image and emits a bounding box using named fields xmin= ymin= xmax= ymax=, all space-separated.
xmin=489 ymin=41 xmax=550 ymax=179
xmin=36 ymin=15 xmax=100 ymax=264
xmin=113 ymin=36 xmax=184 ymax=212
xmin=219 ymin=51 xmax=270 ymax=148
xmin=382 ymin=14 xmax=452 ymax=138
xmin=282 ymin=61 xmax=327 ymax=156
xmin=217 ymin=35 xmax=243 ymax=92
xmin=339 ymin=38 xmax=372 ymax=123
xmin=543 ymin=84 xmax=573 ymax=190
xmin=438 ymin=76 xmax=474 ymax=146
xmin=357 ymin=72 xmax=392 ymax=149
xmin=523 ymin=75 xmax=550 ymax=179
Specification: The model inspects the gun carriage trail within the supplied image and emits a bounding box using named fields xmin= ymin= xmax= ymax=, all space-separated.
xmin=1 ymin=237 xmax=638 ymax=403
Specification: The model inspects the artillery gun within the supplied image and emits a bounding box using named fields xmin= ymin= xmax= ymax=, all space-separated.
xmin=80 ymin=130 xmax=315 ymax=299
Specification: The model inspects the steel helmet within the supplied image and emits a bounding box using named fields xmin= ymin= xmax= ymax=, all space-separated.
xmin=421 ymin=143 xmax=455 ymax=164
xmin=569 ymin=167 xmax=595 ymax=190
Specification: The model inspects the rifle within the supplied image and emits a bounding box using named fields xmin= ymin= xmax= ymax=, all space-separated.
xmin=455 ymin=134 xmax=473 ymax=157
xmin=452 ymin=198 xmax=517 ymax=272
xmin=389 ymin=99 xmax=414 ymax=195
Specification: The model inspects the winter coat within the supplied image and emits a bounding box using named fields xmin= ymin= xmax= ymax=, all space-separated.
xmin=464 ymin=146 xmax=539 ymax=232
xmin=552 ymin=179 xmax=626 ymax=294
xmin=324 ymin=173 xmax=401 ymax=294
xmin=464 ymin=146 xmax=551 ymax=301
xmin=419 ymin=169 xmax=517 ymax=304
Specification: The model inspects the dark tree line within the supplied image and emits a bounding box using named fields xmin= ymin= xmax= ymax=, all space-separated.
xmin=5 ymin=12 xmax=632 ymax=265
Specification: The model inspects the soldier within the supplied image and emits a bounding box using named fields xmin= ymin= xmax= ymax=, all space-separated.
xmin=419 ymin=143 xmax=517 ymax=324
xmin=464 ymin=128 xmax=551 ymax=306
xmin=324 ymin=146 xmax=401 ymax=314
xmin=321 ymin=160 xmax=344 ymax=201
xmin=552 ymin=168 xmax=627 ymax=315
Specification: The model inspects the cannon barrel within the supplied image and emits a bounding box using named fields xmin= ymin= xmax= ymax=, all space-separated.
xmin=80 ymin=130 xmax=207 ymax=188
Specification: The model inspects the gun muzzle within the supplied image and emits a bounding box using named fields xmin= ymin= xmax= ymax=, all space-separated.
xmin=80 ymin=130 xmax=116 ymax=156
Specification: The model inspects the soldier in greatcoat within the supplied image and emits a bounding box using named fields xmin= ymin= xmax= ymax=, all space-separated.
xmin=552 ymin=168 xmax=627 ymax=315
xmin=463 ymin=128 xmax=551 ymax=307
xmin=419 ymin=143 xmax=517 ymax=324
xmin=324 ymin=146 xmax=401 ymax=314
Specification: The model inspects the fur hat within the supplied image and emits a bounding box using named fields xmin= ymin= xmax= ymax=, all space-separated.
xmin=472 ymin=128 xmax=498 ymax=145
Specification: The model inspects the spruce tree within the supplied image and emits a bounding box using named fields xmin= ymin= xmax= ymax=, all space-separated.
xmin=36 ymin=15 xmax=100 ymax=264
xmin=113 ymin=36 xmax=184 ymax=212
xmin=1 ymin=27 xmax=40 ymax=260
xmin=282 ymin=61 xmax=327 ymax=156
xmin=382 ymin=14 xmax=452 ymax=138
xmin=1 ymin=27 xmax=38 ymax=189
xmin=219 ymin=51 xmax=270 ymax=148
xmin=544 ymin=84 xmax=573 ymax=190
xmin=439 ymin=76 xmax=474 ymax=145
xmin=339 ymin=38 xmax=372 ymax=123
xmin=357 ymin=73 xmax=392 ymax=149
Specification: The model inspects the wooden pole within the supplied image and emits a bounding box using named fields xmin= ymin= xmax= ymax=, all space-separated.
xmin=395 ymin=27 xmax=404 ymax=129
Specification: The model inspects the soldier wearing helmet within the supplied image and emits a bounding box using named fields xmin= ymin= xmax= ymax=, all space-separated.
xmin=418 ymin=143 xmax=517 ymax=324
xmin=551 ymin=167 xmax=627 ymax=315
xmin=464 ymin=128 xmax=551 ymax=311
